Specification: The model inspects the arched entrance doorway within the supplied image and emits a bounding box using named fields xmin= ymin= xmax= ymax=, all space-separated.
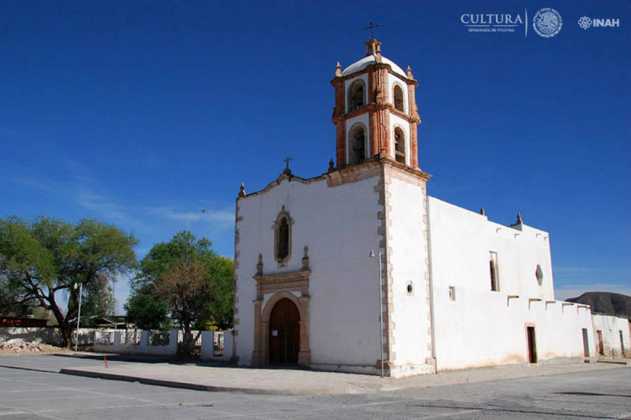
xmin=268 ymin=298 xmax=300 ymax=364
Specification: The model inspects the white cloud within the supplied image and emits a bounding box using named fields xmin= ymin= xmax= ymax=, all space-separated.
xmin=149 ymin=207 xmax=234 ymax=228
xmin=78 ymin=190 xmax=130 ymax=222
xmin=13 ymin=176 xmax=60 ymax=193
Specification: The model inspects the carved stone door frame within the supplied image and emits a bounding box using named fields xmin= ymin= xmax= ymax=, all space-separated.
xmin=252 ymin=269 xmax=310 ymax=367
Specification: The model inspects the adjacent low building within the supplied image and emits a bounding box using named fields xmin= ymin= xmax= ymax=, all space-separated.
xmin=592 ymin=313 xmax=629 ymax=358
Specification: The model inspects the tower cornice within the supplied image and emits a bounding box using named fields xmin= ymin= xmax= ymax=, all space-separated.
xmin=332 ymin=103 xmax=420 ymax=124
xmin=331 ymin=63 xmax=415 ymax=85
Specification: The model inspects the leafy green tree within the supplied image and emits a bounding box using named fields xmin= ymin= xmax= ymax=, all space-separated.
xmin=80 ymin=273 xmax=116 ymax=326
xmin=0 ymin=217 xmax=137 ymax=346
xmin=127 ymin=231 xmax=234 ymax=355
xmin=0 ymin=275 xmax=34 ymax=317
xmin=125 ymin=286 xmax=169 ymax=330
xmin=206 ymin=255 xmax=234 ymax=330
xmin=156 ymin=259 xmax=212 ymax=354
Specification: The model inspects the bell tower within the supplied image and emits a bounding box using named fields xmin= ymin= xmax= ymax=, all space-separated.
xmin=331 ymin=39 xmax=421 ymax=171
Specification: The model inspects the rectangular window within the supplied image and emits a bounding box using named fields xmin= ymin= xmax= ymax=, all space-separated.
xmin=448 ymin=286 xmax=456 ymax=301
xmin=489 ymin=251 xmax=500 ymax=291
xmin=582 ymin=328 xmax=590 ymax=357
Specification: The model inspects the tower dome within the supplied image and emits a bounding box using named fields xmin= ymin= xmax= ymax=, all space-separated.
xmin=342 ymin=39 xmax=407 ymax=78
xmin=342 ymin=56 xmax=407 ymax=78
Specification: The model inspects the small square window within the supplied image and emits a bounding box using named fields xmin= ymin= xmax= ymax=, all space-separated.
xmin=406 ymin=282 xmax=414 ymax=295
xmin=448 ymin=286 xmax=456 ymax=301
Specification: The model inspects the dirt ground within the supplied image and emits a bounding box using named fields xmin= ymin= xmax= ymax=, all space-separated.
xmin=0 ymin=338 xmax=67 ymax=354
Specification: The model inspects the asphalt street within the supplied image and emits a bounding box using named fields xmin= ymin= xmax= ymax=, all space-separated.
xmin=0 ymin=356 xmax=629 ymax=419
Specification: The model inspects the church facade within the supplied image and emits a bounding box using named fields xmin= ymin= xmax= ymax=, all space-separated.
xmin=232 ymin=39 xmax=599 ymax=377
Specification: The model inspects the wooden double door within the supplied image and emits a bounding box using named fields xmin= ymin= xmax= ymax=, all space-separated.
xmin=268 ymin=298 xmax=300 ymax=364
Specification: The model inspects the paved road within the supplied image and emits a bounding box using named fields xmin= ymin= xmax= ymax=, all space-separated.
xmin=0 ymin=357 xmax=629 ymax=419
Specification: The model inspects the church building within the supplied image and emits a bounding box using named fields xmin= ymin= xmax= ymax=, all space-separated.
xmin=232 ymin=39 xmax=598 ymax=377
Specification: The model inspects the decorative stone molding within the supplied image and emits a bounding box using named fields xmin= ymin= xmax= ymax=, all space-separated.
xmin=420 ymin=176 xmax=435 ymax=371
xmin=256 ymin=253 xmax=263 ymax=276
xmin=232 ymin=198 xmax=242 ymax=361
xmin=336 ymin=120 xmax=346 ymax=169
xmin=301 ymin=246 xmax=310 ymax=271
xmin=326 ymin=160 xmax=381 ymax=188
xmin=331 ymin=63 xmax=413 ymax=84
xmin=237 ymin=159 xmax=428 ymax=204
xmin=272 ymin=206 xmax=294 ymax=266
xmin=335 ymin=101 xmax=417 ymax=123
xmin=251 ymin=269 xmax=311 ymax=367
xmin=376 ymin=164 xmax=393 ymax=374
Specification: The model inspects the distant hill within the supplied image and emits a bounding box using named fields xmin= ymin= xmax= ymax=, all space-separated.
xmin=566 ymin=292 xmax=631 ymax=318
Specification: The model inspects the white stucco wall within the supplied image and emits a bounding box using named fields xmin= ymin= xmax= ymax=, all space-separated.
xmin=234 ymin=168 xmax=606 ymax=376
xmin=235 ymin=173 xmax=383 ymax=373
xmin=429 ymin=198 xmax=554 ymax=301
xmin=386 ymin=172 xmax=432 ymax=376
xmin=429 ymin=197 xmax=593 ymax=370
xmin=592 ymin=313 xmax=630 ymax=358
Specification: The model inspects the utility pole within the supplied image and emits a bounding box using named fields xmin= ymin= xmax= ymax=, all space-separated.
xmin=74 ymin=282 xmax=83 ymax=352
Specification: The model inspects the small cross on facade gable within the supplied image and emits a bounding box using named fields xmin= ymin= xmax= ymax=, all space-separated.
xmin=283 ymin=157 xmax=293 ymax=175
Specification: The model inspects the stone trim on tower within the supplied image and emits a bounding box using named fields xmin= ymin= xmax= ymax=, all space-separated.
xmin=376 ymin=164 xmax=394 ymax=374
xmin=232 ymin=191 xmax=243 ymax=362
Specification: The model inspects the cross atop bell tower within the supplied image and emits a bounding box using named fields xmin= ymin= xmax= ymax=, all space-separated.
xmin=330 ymin=39 xmax=421 ymax=171
xmin=363 ymin=22 xmax=383 ymax=56
xmin=364 ymin=21 xmax=382 ymax=39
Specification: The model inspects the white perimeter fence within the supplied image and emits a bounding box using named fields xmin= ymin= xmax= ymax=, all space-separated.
xmin=0 ymin=327 xmax=234 ymax=360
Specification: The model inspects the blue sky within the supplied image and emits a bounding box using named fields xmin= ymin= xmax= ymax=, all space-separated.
xmin=1 ymin=1 xmax=629 ymax=313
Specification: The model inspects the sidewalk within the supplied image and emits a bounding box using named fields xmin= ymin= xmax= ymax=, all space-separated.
xmin=59 ymin=359 xmax=628 ymax=395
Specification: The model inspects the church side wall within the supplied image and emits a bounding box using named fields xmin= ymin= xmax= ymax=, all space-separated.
xmin=235 ymin=174 xmax=383 ymax=372
xmin=429 ymin=197 xmax=594 ymax=370
xmin=385 ymin=169 xmax=432 ymax=377
xmin=592 ymin=313 xmax=630 ymax=358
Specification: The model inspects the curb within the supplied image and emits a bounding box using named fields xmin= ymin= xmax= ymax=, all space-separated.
xmin=596 ymin=360 xmax=629 ymax=366
xmin=0 ymin=364 xmax=59 ymax=374
xmin=59 ymin=368 xmax=303 ymax=395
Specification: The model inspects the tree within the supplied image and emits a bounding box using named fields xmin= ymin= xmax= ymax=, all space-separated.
xmin=125 ymin=286 xmax=169 ymax=330
xmin=156 ymin=259 xmax=212 ymax=354
xmin=0 ymin=275 xmax=34 ymax=317
xmin=206 ymin=255 xmax=234 ymax=330
xmin=80 ymin=273 xmax=116 ymax=326
xmin=0 ymin=217 xmax=137 ymax=347
xmin=127 ymin=231 xmax=234 ymax=356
